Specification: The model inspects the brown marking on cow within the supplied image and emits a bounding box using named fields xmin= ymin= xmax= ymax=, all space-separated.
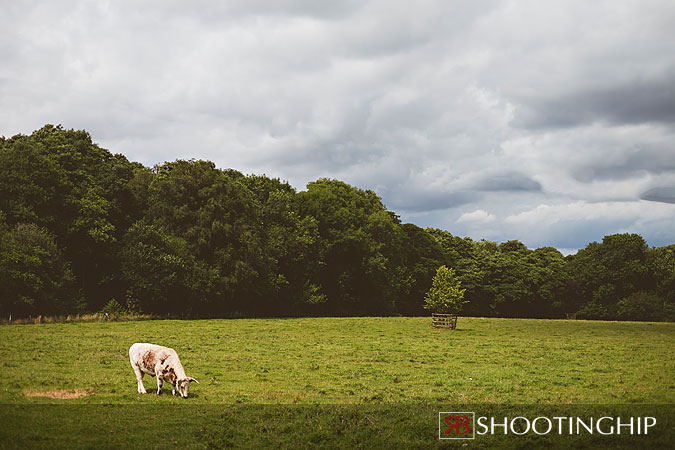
xmin=160 ymin=354 xmax=169 ymax=364
xmin=163 ymin=367 xmax=177 ymax=383
xmin=142 ymin=350 xmax=155 ymax=370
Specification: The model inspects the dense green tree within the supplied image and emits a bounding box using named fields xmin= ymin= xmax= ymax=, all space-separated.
xmin=427 ymin=232 xmax=566 ymax=318
xmin=0 ymin=223 xmax=78 ymax=317
xmin=617 ymin=291 xmax=665 ymax=321
xmin=566 ymin=234 xmax=651 ymax=319
xmin=558 ymin=279 xmax=586 ymax=315
xmin=576 ymin=300 xmax=609 ymax=320
xmin=395 ymin=224 xmax=443 ymax=315
xmin=529 ymin=247 xmax=566 ymax=317
xmin=596 ymin=234 xmax=651 ymax=300
xmin=243 ymin=174 xmax=324 ymax=314
xmin=0 ymin=138 xmax=65 ymax=228
xmin=649 ymin=245 xmax=675 ymax=302
xmin=426 ymin=229 xmax=487 ymax=315
xmin=0 ymin=125 xmax=139 ymax=310
xmin=122 ymin=221 xmax=196 ymax=314
xmin=295 ymin=179 xmax=404 ymax=315
xmin=145 ymin=160 xmax=272 ymax=314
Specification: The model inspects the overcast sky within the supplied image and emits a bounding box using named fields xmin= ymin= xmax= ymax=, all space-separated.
xmin=2 ymin=0 xmax=674 ymax=252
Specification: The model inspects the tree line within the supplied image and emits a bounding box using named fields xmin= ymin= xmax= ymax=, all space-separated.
xmin=1 ymin=125 xmax=673 ymax=321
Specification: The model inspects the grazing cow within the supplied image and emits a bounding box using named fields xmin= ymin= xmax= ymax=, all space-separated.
xmin=129 ymin=343 xmax=199 ymax=398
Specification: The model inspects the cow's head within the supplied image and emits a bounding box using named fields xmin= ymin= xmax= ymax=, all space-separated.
xmin=175 ymin=377 xmax=199 ymax=398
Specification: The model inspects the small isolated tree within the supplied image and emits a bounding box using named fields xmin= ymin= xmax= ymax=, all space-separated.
xmin=424 ymin=265 xmax=467 ymax=315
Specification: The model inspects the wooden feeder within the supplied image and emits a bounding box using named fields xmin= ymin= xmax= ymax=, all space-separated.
xmin=432 ymin=313 xmax=458 ymax=329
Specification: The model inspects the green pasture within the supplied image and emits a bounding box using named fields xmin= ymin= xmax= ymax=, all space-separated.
xmin=1 ymin=317 xmax=673 ymax=448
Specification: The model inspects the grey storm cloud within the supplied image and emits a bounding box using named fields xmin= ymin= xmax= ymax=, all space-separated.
xmin=1 ymin=0 xmax=675 ymax=251
xmin=641 ymin=187 xmax=675 ymax=204
xmin=514 ymin=76 xmax=675 ymax=130
xmin=472 ymin=172 xmax=542 ymax=192
xmin=571 ymin=143 xmax=675 ymax=183
xmin=382 ymin=189 xmax=478 ymax=213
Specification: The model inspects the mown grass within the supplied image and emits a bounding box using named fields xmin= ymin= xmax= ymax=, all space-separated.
xmin=0 ymin=317 xmax=673 ymax=448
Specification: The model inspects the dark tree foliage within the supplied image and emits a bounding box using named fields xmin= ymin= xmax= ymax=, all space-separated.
xmin=0 ymin=223 xmax=78 ymax=316
xmin=143 ymin=161 xmax=271 ymax=315
xmin=1 ymin=125 xmax=673 ymax=321
xmin=0 ymin=125 xmax=140 ymax=311
xmin=565 ymin=234 xmax=653 ymax=318
xmin=295 ymin=179 xmax=405 ymax=315
xmin=395 ymin=224 xmax=443 ymax=316
xmin=649 ymin=245 xmax=675 ymax=305
xmin=242 ymin=175 xmax=323 ymax=314
xmin=121 ymin=221 xmax=199 ymax=314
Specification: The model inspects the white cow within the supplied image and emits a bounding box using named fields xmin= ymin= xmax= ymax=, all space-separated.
xmin=129 ymin=343 xmax=199 ymax=398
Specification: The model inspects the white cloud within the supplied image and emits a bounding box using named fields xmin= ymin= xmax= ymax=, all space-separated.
xmin=502 ymin=200 xmax=675 ymax=248
xmin=457 ymin=209 xmax=497 ymax=225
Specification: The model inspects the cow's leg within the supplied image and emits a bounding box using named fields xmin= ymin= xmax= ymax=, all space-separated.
xmin=156 ymin=375 xmax=163 ymax=395
xmin=172 ymin=382 xmax=177 ymax=396
xmin=133 ymin=365 xmax=147 ymax=394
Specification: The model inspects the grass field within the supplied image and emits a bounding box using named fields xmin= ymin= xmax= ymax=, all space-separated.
xmin=1 ymin=317 xmax=674 ymax=448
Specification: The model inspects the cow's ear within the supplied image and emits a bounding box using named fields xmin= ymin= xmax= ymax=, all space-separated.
xmin=188 ymin=377 xmax=199 ymax=384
